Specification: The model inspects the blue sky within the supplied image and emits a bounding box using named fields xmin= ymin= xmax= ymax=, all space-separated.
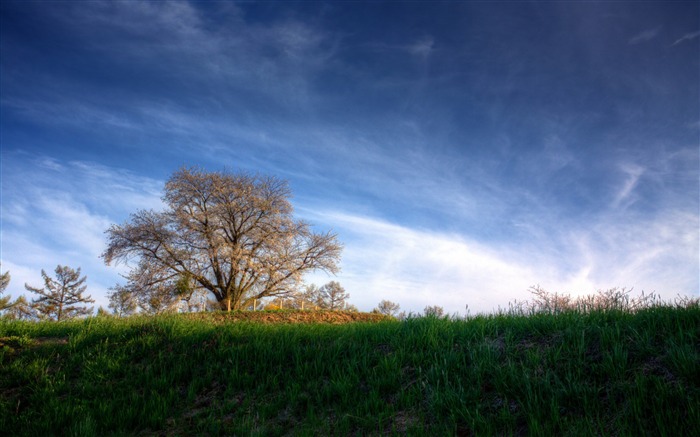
xmin=1 ymin=1 xmax=698 ymax=314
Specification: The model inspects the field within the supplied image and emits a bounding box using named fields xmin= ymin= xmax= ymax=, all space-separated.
xmin=1 ymin=307 xmax=699 ymax=436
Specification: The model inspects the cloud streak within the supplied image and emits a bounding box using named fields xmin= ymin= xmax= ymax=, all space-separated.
xmin=628 ymin=27 xmax=661 ymax=45
xmin=305 ymin=205 xmax=698 ymax=315
xmin=672 ymin=30 xmax=700 ymax=46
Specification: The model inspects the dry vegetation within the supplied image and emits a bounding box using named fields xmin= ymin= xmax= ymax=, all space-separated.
xmin=179 ymin=309 xmax=391 ymax=325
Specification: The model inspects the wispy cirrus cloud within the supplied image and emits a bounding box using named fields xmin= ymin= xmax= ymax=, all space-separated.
xmin=628 ymin=27 xmax=661 ymax=44
xmin=611 ymin=163 xmax=645 ymax=209
xmin=672 ymin=30 xmax=700 ymax=46
xmin=1 ymin=154 xmax=165 ymax=308
xmin=407 ymin=36 xmax=435 ymax=59
xmin=304 ymin=202 xmax=698 ymax=315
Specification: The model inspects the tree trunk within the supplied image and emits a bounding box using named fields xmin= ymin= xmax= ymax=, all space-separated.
xmin=226 ymin=298 xmax=231 ymax=312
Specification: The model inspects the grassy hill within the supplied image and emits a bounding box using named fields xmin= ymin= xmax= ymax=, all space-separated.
xmin=1 ymin=307 xmax=698 ymax=436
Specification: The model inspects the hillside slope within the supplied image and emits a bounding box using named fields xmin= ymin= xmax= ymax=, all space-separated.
xmin=1 ymin=308 xmax=699 ymax=435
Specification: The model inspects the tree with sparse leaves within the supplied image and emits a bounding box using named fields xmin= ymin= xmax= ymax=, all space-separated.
xmin=103 ymin=167 xmax=342 ymax=312
xmin=25 ymin=265 xmax=94 ymax=321
xmin=375 ymin=300 xmax=401 ymax=317
xmin=423 ymin=305 xmax=444 ymax=318
xmin=317 ymin=281 xmax=350 ymax=310
xmin=2 ymin=296 xmax=35 ymax=320
xmin=107 ymin=284 xmax=138 ymax=317
xmin=285 ymin=283 xmax=320 ymax=310
xmin=116 ymin=260 xmax=182 ymax=315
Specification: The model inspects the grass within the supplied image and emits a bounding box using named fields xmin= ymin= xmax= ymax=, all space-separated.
xmin=1 ymin=307 xmax=698 ymax=436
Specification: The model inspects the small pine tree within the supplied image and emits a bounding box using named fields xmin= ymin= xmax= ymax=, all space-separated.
xmin=2 ymin=296 xmax=35 ymax=320
xmin=0 ymin=266 xmax=12 ymax=311
xmin=25 ymin=265 xmax=95 ymax=321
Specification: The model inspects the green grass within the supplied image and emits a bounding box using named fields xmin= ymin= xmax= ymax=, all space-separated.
xmin=1 ymin=307 xmax=699 ymax=436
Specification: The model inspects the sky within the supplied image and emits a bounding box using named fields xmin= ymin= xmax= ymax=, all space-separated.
xmin=1 ymin=1 xmax=698 ymax=315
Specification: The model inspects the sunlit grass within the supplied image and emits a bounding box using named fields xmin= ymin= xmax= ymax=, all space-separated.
xmin=1 ymin=307 xmax=698 ymax=435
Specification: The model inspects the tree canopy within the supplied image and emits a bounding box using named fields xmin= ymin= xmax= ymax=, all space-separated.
xmin=103 ymin=167 xmax=343 ymax=311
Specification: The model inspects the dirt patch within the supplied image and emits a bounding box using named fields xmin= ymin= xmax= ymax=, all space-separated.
xmin=34 ymin=337 xmax=69 ymax=346
xmin=179 ymin=310 xmax=392 ymax=325
xmin=0 ymin=336 xmax=68 ymax=353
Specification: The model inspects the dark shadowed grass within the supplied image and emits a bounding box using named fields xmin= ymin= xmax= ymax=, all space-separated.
xmin=1 ymin=307 xmax=698 ymax=436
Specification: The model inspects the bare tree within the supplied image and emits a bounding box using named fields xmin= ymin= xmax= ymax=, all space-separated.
xmin=25 ymin=266 xmax=94 ymax=321
xmin=317 ymin=281 xmax=350 ymax=310
xmin=375 ymin=300 xmax=401 ymax=317
xmin=103 ymin=167 xmax=342 ymax=312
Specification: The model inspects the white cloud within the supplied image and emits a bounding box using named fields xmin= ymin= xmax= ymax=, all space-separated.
xmin=672 ymin=30 xmax=700 ymax=46
xmin=303 ymin=206 xmax=698 ymax=315
xmin=628 ymin=27 xmax=661 ymax=44
xmin=408 ymin=36 xmax=435 ymax=58
xmin=612 ymin=163 xmax=645 ymax=208
xmin=307 ymin=211 xmax=538 ymax=315
xmin=1 ymin=155 xmax=164 ymax=308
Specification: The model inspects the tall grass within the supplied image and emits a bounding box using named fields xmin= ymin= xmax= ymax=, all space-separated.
xmin=1 ymin=306 xmax=698 ymax=436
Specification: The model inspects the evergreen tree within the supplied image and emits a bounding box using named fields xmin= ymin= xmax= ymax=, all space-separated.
xmin=25 ymin=265 xmax=94 ymax=321
xmin=0 ymin=265 xmax=12 ymax=311
xmin=2 ymin=296 xmax=35 ymax=320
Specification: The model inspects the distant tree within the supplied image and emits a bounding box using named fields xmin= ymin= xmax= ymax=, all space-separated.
xmin=0 ymin=265 xmax=11 ymax=311
xmin=423 ymin=305 xmax=444 ymax=318
xmin=2 ymin=296 xmax=35 ymax=320
xmin=107 ymin=285 xmax=138 ymax=317
xmin=116 ymin=260 xmax=186 ymax=315
xmin=286 ymin=283 xmax=320 ymax=310
xmin=136 ymin=283 xmax=180 ymax=315
xmin=25 ymin=266 xmax=95 ymax=321
xmin=375 ymin=300 xmax=401 ymax=317
xmin=96 ymin=306 xmax=111 ymax=317
xmin=317 ymin=281 xmax=350 ymax=310
xmin=102 ymin=167 xmax=342 ymax=312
